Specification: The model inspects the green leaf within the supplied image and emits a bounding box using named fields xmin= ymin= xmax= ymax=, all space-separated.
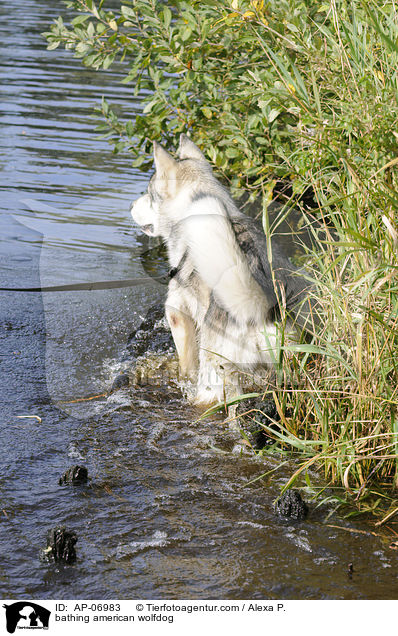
xmin=162 ymin=7 xmax=172 ymax=29
xmin=121 ymin=5 xmax=136 ymax=20
xmin=75 ymin=42 xmax=91 ymax=55
xmin=87 ymin=21 xmax=95 ymax=38
xmin=225 ymin=147 xmax=240 ymax=158
xmin=143 ymin=99 xmax=157 ymax=114
xmin=103 ymin=54 xmax=115 ymax=69
xmin=72 ymin=14 xmax=90 ymax=26
xmin=47 ymin=41 xmax=60 ymax=50
xmin=201 ymin=106 xmax=212 ymax=119
xmin=181 ymin=25 xmax=192 ymax=41
xmin=285 ymin=22 xmax=299 ymax=33
xmin=132 ymin=155 xmax=147 ymax=167
xmin=125 ymin=121 xmax=135 ymax=137
xmin=268 ymin=108 xmax=280 ymax=123
xmin=101 ymin=96 xmax=109 ymax=116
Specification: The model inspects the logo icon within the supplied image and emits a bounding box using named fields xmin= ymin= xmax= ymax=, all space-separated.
xmin=3 ymin=602 xmax=51 ymax=633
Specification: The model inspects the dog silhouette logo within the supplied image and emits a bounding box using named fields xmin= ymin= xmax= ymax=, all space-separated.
xmin=3 ymin=602 xmax=50 ymax=633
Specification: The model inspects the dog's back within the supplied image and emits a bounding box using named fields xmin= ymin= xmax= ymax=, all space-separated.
xmin=231 ymin=215 xmax=314 ymax=328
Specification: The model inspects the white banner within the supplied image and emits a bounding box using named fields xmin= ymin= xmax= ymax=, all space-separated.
xmin=1 ymin=599 xmax=398 ymax=635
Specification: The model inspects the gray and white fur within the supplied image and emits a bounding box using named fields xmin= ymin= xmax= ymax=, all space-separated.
xmin=130 ymin=134 xmax=314 ymax=404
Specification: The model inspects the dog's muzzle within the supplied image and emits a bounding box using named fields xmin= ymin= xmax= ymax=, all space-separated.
xmin=130 ymin=196 xmax=156 ymax=236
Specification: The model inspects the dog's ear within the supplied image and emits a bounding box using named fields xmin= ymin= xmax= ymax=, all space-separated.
xmin=153 ymin=141 xmax=178 ymax=196
xmin=153 ymin=141 xmax=177 ymax=175
xmin=178 ymin=134 xmax=207 ymax=162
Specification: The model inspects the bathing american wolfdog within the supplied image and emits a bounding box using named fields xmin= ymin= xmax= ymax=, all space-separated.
xmin=130 ymin=134 xmax=313 ymax=404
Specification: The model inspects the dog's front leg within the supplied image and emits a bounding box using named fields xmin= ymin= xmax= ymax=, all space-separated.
xmin=165 ymin=285 xmax=198 ymax=379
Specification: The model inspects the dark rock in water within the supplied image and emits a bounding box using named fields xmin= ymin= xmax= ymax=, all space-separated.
xmin=110 ymin=373 xmax=130 ymax=392
xmin=235 ymin=397 xmax=279 ymax=449
xmin=40 ymin=526 xmax=77 ymax=563
xmin=275 ymin=490 xmax=308 ymax=520
xmin=124 ymin=304 xmax=173 ymax=360
xmin=59 ymin=465 xmax=88 ymax=486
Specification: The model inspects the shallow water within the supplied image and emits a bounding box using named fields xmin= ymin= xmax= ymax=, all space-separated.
xmin=1 ymin=0 xmax=398 ymax=600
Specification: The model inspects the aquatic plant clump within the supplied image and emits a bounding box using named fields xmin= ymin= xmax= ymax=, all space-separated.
xmin=44 ymin=0 xmax=398 ymax=518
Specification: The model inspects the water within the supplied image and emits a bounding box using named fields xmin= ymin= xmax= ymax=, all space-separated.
xmin=1 ymin=0 xmax=398 ymax=600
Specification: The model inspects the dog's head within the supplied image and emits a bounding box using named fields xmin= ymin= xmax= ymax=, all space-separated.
xmin=130 ymin=134 xmax=212 ymax=238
